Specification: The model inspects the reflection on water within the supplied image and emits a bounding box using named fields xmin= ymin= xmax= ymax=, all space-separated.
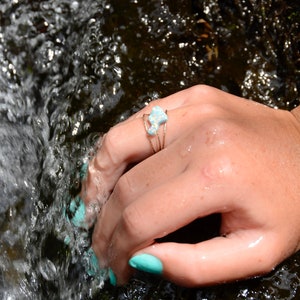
xmin=0 ymin=0 xmax=299 ymax=299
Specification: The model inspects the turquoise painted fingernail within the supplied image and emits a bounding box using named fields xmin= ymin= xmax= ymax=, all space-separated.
xmin=69 ymin=198 xmax=78 ymax=213
xmin=80 ymin=162 xmax=88 ymax=180
xmin=70 ymin=196 xmax=87 ymax=228
xmin=63 ymin=235 xmax=71 ymax=245
xmin=108 ymin=268 xmax=117 ymax=286
xmin=129 ymin=254 xmax=163 ymax=275
xmin=85 ymin=248 xmax=101 ymax=277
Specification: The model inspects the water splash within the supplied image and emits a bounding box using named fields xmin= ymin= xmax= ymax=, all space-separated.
xmin=0 ymin=0 xmax=299 ymax=299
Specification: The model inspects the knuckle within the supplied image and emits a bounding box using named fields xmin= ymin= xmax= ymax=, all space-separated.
xmin=211 ymin=118 xmax=230 ymax=131
xmin=198 ymin=103 xmax=225 ymax=119
xmin=113 ymin=174 xmax=135 ymax=206
xmin=198 ymin=117 xmax=239 ymax=149
xmin=259 ymin=259 xmax=277 ymax=275
xmin=192 ymin=84 xmax=215 ymax=96
xmin=254 ymin=241 xmax=282 ymax=275
xmin=199 ymin=154 xmax=234 ymax=183
xmin=184 ymin=84 xmax=218 ymax=105
xmin=120 ymin=205 xmax=143 ymax=239
xmin=181 ymin=271 xmax=201 ymax=287
xmin=93 ymin=126 xmax=122 ymax=171
xmin=102 ymin=127 xmax=121 ymax=164
xmin=254 ymin=255 xmax=277 ymax=276
xmin=91 ymin=236 xmax=108 ymax=265
xmin=188 ymin=117 xmax=234 ymax=151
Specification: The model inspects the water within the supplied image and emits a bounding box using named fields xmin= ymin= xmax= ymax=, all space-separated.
xmin=0 ymin=0 xmax=299 ymax=299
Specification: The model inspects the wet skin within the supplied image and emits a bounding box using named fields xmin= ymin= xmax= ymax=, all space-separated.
xmin=80 ymin=85 xmax=300 ymax=287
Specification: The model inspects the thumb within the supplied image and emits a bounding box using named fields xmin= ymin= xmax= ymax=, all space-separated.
xmin=128 ymin=232 xmax=279 ymax=287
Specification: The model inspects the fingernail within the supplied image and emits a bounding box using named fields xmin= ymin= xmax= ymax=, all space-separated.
xmin=80 ymin=162 xmax=88 ymax=180
xmin=85 ymin=248 xmax=101 ymax=277
xmin=63 ymin=235 xmax=71 ymax=245
xmin=70 ymin=196 xmax=87 ymax=228
xmin=129 ymin=254 xmax=163 ymax=275
xmin=108 ymin=268 xmax=117 ymax=286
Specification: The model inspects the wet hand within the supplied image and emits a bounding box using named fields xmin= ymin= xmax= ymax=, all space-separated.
xmin=89 ymin=85 xmax=300 ymax=286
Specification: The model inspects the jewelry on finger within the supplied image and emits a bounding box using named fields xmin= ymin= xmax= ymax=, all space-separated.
xmin=143 ymin=105 xmax=168 ymax=153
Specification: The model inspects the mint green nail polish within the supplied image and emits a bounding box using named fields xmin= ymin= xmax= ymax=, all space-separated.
xmin=69 ymin=198 xmax=77 ymax=213
xmin=129 ymin=254 xmax=163 ymax=275
xmin=70 ymin=196 xmax=87 ymax=228
xmin=80 ymin=162 xmax=88 ymax=180
xmin=109 ymin=268 xmax=117 ymax=286
xmin=86 ymin=248 xmax=101 ymax=277
xmin=63 ymin=235 xmax=71 ymax=245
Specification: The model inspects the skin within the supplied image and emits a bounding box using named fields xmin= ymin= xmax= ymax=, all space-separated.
xmin=81 ymin=85 xmax=300 ymax=287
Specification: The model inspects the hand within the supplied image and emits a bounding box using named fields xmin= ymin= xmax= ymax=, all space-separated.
xmin=85 ymin=85 xmax=300 ymax=286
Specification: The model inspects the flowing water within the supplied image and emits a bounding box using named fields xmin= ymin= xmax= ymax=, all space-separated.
xmin=0 ymin=0 xmax=299 ymax=299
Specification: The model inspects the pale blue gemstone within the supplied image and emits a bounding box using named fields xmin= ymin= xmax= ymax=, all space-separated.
xmin=147 ymin=106 xmax=168 ymax=136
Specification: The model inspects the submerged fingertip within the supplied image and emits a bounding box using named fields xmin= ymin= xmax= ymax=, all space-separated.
xmin=80 ymin=162 xmax=89 ymax=180
xmin=67 ymin=196 xmax=88 ymax=229
xmin=71 ymin=203 xmax=86 ymax=226
xmin=108 ymin=268 xmax=117 ymax=286
xmin=63 ymin=235 xmax=71 ymax=245
xmin=85 ymin=248 xmax=101 ymax=276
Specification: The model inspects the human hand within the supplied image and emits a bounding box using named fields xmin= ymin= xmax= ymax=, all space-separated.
xmin=85 ymin=85 xmax=300 ymax=286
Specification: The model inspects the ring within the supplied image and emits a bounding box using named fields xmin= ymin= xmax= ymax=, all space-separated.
xmin=143 ymin=105 xmax=168 ymax=153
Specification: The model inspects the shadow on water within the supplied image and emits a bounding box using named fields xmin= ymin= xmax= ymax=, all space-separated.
xmin=0 ymin=0 xmax=299 ymax=299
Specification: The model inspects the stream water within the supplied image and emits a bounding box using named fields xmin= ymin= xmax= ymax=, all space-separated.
xmin=0 ymin=0 xmax=299 ymax=299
